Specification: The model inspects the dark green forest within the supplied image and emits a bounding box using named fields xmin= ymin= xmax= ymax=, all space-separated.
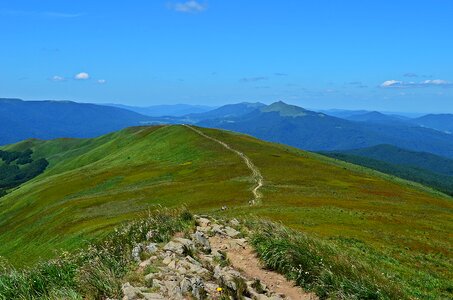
xmin=0 ymin=149 xmax=48 ymax=197
xmin=320 ymin=151 xmax=453 ymax=196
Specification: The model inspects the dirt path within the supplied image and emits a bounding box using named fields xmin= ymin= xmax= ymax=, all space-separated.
xmin=208 ymin=226 xmax=318 ymax=300
xmin=184 ymin=125 xmax=263 ymax=204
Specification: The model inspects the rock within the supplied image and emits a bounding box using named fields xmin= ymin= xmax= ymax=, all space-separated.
xmin=211 ymin=224 xmax=224 ymax=234
xmin=224 ymin=226 xmax=240 ymax=238
xmin=198 ymin=217 xmax=211 ymax=227
xmin=144 ymin=273 xmax=154 ymax=287
xmin=146 ymin=230 xmax=157 ymax=240
xmin=163 ymin=279 xmax=183 ymax=299
xmin=230 ymin=218 xmax=240 ymax=227
xmin=192 ymin=231 xmax=211 ymax=253
xmin=122 ymin=282 xmax=142 ymax=300
xmin=168 ymin=260 xmax=177 ymax=269
xmin=139 ymin=258 xmax=152 ymax=268
xmin=145 ymin=243 xmax=158 ymax=253
xmin=131 ymin=244 xmax=142 ymax=262
xmin=142 ymin=293 xmax=165 ymax=300
xmin=196 ymin=225 xmax=211 ymax=234
xmin=174 ymin=237 xmax=194 ymax=248
xmin=163 ymin=255 xmax=172 ymax=264
xmin=180 ymin=277 xmax=191 ymax=294
xmin=190 ymin=276 xmax=206 ymax=300
xmin=163 ymin=241 xmax=185 ymax=254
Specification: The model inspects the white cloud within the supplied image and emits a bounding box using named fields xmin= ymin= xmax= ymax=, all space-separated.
xmin=381 ymin=80 xmax=403 ymax=88
xmin=97 ymin=79 xmax=107 ymax=84
xmin=51 ymin=75 xmax=65 ymax=82
xmin=170 ymin=1 xmax=207 ymax=13
xmin=74 ymin=72 xmax=90 ymax=80
xmin=380 ymin=79 xmax=452 ymax=88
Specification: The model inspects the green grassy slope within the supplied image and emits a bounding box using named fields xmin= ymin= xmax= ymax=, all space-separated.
xmin=0 ymin=125 xmax=452 ymax=298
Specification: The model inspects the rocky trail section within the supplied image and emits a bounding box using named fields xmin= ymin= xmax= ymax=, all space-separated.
xmin=184 ymin=125 xmax=264 ymax=205
xmin=120 ymin=216 xmax=316 ymax=300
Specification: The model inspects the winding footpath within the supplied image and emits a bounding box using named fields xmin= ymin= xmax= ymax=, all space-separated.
xmin=183 ymin=125 xmax=263 ymax=205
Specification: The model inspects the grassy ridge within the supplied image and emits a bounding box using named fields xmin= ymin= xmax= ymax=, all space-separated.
xmin=0 ymin=125 xmax=452 ymax=298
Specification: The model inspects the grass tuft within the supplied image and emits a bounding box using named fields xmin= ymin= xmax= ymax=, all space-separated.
xmin=0 ymin=209 xmax=192 ymax=300
xmin=248 ymin=220 xmax=405 ymax=300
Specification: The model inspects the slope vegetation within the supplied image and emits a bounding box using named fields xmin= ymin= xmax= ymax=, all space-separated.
xmin=321 ymin=144 xmax=453 ymax=195
xmin=0 ymin=125 xmax=452 ymax=298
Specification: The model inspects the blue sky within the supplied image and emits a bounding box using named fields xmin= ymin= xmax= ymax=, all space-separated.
xmin=0 ymin=0 xmax=452 ymax=112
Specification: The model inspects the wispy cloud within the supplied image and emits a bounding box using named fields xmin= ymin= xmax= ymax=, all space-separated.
xmin=74 ymin=72 xmax=90 ymax=80
xmin=349 ymin=81 xmax=368 ymax=88
xmin=2 ymin=10 xmax=83 ymax=18
xmin=240 ymin=76 xmax=268 ymax=83
xmin=97 ymin=79 xmax=107 ymax=84
xmin=274 ymin=73 xmax=288 ymax=76
xmin=168 ymin=1 xmax=207 ymax=13
xmin=51 ymin=75 xmax=65 ymax=82
xmin=380 ymin=79 xmax=453 ymax=88
xmin=403 ymin=72 xmax=418 ymax=78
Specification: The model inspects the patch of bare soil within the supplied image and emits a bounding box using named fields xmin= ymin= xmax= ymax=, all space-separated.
xmin=209 ymin=235 xmax=318 ymax=300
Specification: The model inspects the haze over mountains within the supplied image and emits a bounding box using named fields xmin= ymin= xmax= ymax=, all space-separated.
xmin=0 ymin=98 xmax=152 ymax=145
xmin=2 ymin=98 xmax=453 ymax=158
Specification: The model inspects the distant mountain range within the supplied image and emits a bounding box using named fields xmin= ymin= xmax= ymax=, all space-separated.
xmin=199 ymin=101 xmax=453 ymax=158
xmin=106 ymin=103 xmax=215 ymax=117
xmin=320 ymin=144 xmax=453 ymax=195
xmin=0 ymin=98 xmax=151 ymax=145
xmin=3 ymin=98 xmax=453 ymax=160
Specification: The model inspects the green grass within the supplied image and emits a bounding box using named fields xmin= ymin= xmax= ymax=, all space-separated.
xmin=0 ymin=209 xmax=193 ymax=300
xmin=0 ymin=125 xmax=452 ymax=299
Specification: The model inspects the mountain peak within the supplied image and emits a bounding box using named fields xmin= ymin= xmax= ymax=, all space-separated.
xmin=261 ymin=101 xmax=308 ymax=117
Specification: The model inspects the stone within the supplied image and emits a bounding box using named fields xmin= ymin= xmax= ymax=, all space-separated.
xmin=211 ymin=224 xmax=224 ymax=234
xmin=121 ymin=282 xmax=142 ymax=300
xmin=190 ymin=276 xmax=206 ymax=300
xmin=139 ymin=258 xmax=152 ymax=268
xmin=131 ymin=244 xmax=142 ymax=262
xmin=163 ymin=241 xmax=185 ymax=254
xmin=197 ymin=217 xmax=211 ymax=227
xmin=230 ymin=218 xmax=240 ymax=227
xmin=224 ymin=226 xmax=240 ymax=238
xmin=180 ymin=277 xmax=191 ymax=294
xmin=146 ymin=230 xmax=157 ymax=240
xmin=173 ymin=237 xmax=194 ymax=248
xmin=142 ymin=293 xmax=165 ymax=300
xmin=192 ymin=231 xmax=211 ymax=253
xmin=163 ymin=279 xmax=183 ymax=299
xmin=145 ymin=243 xmax=158 ymax=253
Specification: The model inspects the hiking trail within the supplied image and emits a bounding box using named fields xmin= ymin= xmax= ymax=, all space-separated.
xmin=184 ymin=125 xmax=263 ymax=205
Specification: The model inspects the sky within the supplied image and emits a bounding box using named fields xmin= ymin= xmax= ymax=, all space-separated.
xmin=0 ymin=0 xmax=452 ymax=113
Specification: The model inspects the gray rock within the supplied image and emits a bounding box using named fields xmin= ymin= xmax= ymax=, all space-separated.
xmin=131 ymin=244 xmax=142 ymax=262
xmin=224 ymin=226 xmax=240 ymax=238
xmin=190 ymin=276 xmax=206 ymax=300
xmin=121 ymin=282 xmax=142 ymax=300
xmin=163 ymin=241 xmax=185 ymax=254
xmin=142 ymin=293 xmax=165 ymax=300
xmin=230 ymin=218 xmax=240 ymax=227
xmin=146 ymin=243 xmax=158 ymax=253
xmin=192 ymin=231 xmax=211 ymax=253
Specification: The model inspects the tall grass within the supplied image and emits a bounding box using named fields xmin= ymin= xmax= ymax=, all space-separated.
xmin=0 ymin=209 xmax=193 ymax=300
xmin=248 ymin=220 xmax=406 ymax=300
